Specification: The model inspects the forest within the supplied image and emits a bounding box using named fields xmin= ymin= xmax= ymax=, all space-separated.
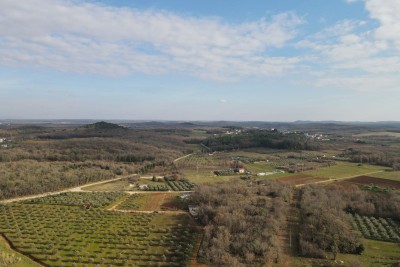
xmin=202 ymin=130 xmax=316 ymax=151
xmin=191 ymin=180 xmax=293 ymax=266
xmin=0 ymin=122 xmax=188 ymax=199
xmin=192 ymin=180 xmax=400 ymax=266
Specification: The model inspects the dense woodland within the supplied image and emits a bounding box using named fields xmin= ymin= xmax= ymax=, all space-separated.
xmin=193 ymin=180 xmax=400 ymax=265
xmin=298 ymin=184 xmax=400 ymax=259
xmin=192 ymin=180 xmax=293 ymax=266
xmin=202 ymin=130 xmax=315 ymax=151
xmin=0 ymin=122 xmax=189 ymax=199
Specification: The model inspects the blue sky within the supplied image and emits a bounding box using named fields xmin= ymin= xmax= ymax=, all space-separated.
xmin=0 ymin=0 xmax=399 ymax=121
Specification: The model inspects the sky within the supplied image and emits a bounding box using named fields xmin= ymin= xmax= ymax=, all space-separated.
xmin=0 ymin=0 xmax=399 ymax=121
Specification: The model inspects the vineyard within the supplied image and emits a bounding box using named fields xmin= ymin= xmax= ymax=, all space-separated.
xmin=115 ymin=193 xmax=185 ymax=212
xmin=23 ymin=192 xmax=125 ymax=207
xmin=0 ymin=192 xmax=197 ymax=267
xmin=352 ymin=214 xmax=400 ymax=242
xmin=143 ymin=180 xmax=196 ymax=192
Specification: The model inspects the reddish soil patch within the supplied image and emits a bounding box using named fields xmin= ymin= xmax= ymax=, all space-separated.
xmin=276 ymin=174 xmax=327 ymax=185
xmin=345 ymin=176 xmax=400 ymax=189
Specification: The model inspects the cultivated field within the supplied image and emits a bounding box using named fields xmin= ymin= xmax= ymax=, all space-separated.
xmin=0 ymin=192 xmax=197 ymax=267
xmin=114 ymin=193 xmax=186 ymax=211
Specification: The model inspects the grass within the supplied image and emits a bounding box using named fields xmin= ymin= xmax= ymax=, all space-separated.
xmin=353 ymin=132 xmax=400 ymax=138
xmin=0 ymin=236 xmax=41 ymax=267
xmin=288 ymin=238 xmax=400 ymax=267
xmin=369 ymin=171 xmax=400 ymax=181
xmin=303 ymin=162 xmax=388 ymax=180
xmin=338 ymin=239 xmax=400 ymax=266
xmin=180 ymin=168 xmax=240 ymax=184
xmin=245 ymin=162 xmax=277 ymax=173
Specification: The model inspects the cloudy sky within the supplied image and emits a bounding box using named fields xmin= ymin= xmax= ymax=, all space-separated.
xmin=0 ymin=0 xmax=399 ymax=121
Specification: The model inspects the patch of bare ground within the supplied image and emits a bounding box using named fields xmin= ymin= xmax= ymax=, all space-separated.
xmin=189 ymin=226 xmax=209 ymax=267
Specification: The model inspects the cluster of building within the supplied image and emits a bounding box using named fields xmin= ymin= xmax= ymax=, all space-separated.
xmin=0 ymin=138 xmax=8 ymax=148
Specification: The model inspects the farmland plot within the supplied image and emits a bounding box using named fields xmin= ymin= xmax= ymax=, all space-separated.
xmin=115 ymin=193 xmax=185 ymax=211
xmin=352 ymin=214 xmax=400 ymax=243
xmin=0 ymin=192 xmax=197 ymax=267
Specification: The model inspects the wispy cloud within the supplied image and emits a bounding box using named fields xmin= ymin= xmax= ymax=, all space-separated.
xmin=0 ymin=0 xmax=303 ymax=81
xmin=297 ymin=0 xmax=400 ymax=92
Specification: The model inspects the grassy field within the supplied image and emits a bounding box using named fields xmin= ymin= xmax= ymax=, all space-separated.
xmin=303 ymin=162 xmax=388 ymax=180
xmin=245 ymin=162 xmax=277 ymax=173
xmin=289 ymin=238 xmax=400 ymax=267
xmin=0 ymin=236 xmax=41 ymax=267
xmin=338 ymin=239 xmax=400 ymax=266
xmin=369 ymin=171 xmax=400 ymax=181
xmin=179 ymin=168 xmax=240 ymax=184
xmin=354 ymin=132 xmax=400 ymax=138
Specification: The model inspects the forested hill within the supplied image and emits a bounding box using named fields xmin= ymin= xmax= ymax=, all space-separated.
xmin=83 ymin=121 xmax=125 ymax=130
xmin=202 ymin=130 xmax=316 ymax=151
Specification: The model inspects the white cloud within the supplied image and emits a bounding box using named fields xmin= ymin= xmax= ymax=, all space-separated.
xmin=219 ymin=99 xmax=227 ymax=103
xmin=365 ymin=0 xmax=400 ymax=49
xmin=298 ymin=0 xmax=400 ymax=93
xmin=0 ymin=0 xmax=303 ymax=81
xmin=315 ymin=75 xmax=400 ymax=92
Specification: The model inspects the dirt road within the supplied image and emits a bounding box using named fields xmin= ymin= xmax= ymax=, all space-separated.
xmin=0 ymin=175 xmax=133 ymax=204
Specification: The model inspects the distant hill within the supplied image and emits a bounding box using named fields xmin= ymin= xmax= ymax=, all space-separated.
xmin=83 ymin=121 xmax=125 ymax=130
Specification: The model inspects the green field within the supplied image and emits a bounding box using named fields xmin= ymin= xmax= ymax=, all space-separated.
xmin=245 ymin=162 xmax=277 ymax=173
xmin=369 ymin=171 xmax=400 ymax=181
xmin=290 ymin=238 xmax=400 ymax=267
xmin=0 ymin=236 xmax=41 ymax=267
xmin=0 ymin=192 xmax=197 ymax=267
xmin=338 ymin=239 xmax=400 ymax=267
xmin=303 ymin=162 xmax=388 ymax=179
xmin=179 ymin=168 xmax=239 ymax=184
xmin=354 ymin=132 xmax=400 ymax=138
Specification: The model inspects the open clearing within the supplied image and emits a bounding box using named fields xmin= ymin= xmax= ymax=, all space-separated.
xmin=303 ymin=162 xmax=387 ymax=179
xmin=0 ymin=235 xmax=41 ymax=267
xmin=353 ymin=131 xmax=400 ymax=138
xmin=369 ymin=171 xmax=400 ymax=181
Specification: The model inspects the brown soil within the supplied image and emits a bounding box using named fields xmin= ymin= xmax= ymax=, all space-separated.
xmin=344 ymin=176 xmax=400 ymax=189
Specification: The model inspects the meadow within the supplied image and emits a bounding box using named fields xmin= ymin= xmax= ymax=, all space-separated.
xmin=303 ymin=161 xmax=388 ymax=180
